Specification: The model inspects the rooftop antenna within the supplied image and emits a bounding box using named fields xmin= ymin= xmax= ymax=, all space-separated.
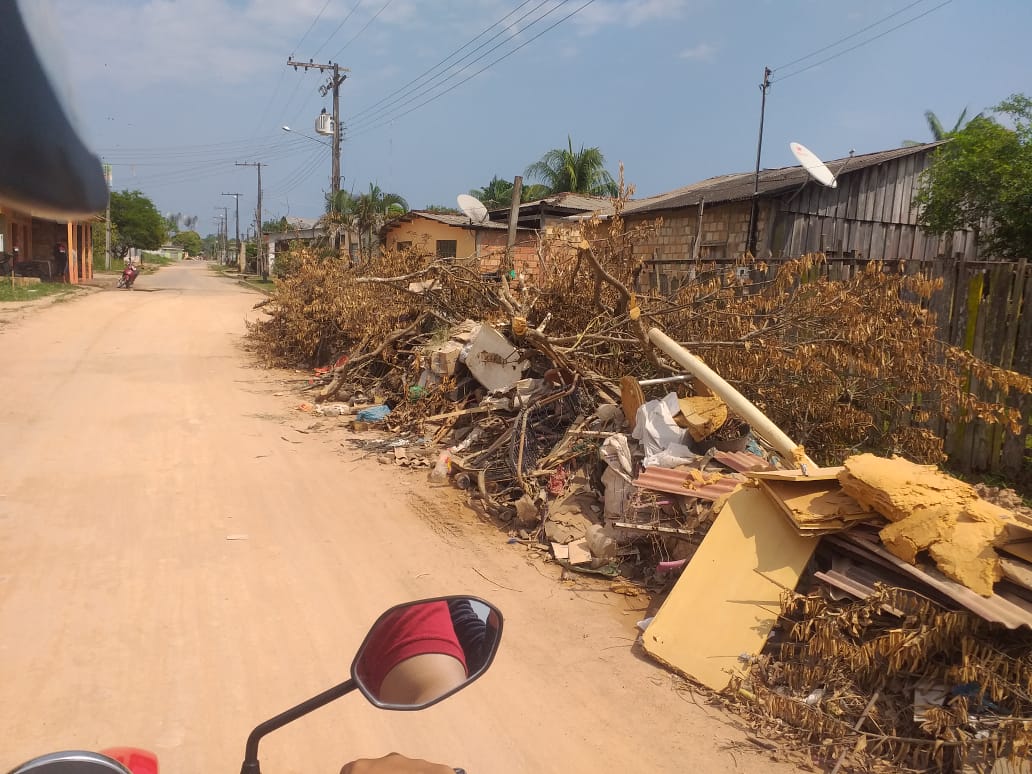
xmin=456 ymin=194 xmax=489 ymax=225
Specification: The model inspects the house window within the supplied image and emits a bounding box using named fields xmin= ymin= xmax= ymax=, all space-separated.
xmin=435 ymin=239 xmax=457 ymax=259
xmin=397 ymin=241 xmax=412 ymax=251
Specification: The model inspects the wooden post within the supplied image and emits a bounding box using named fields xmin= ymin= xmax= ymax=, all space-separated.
xmin=66 ymin=221 xmax=76 ymax=284
xmin=504 ymin=175 xmax=523 ymax=274
xmin=85 ymin=223 xmax=93 ymax=280
xmin=691 ymin=198 xmax=705 ymax=261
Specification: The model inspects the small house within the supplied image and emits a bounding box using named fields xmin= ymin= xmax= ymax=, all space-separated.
xmin=620 ymin=141 xmax=975 ymax=292
xmin=380 ymin=211 xmax=539 ymax=278
xmin=0 ymin=205 xmax=95 ymax=284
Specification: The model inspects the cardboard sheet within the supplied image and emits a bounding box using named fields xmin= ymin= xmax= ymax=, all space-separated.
xmin=642 ymin=486 xmax=816 ymax=691
xmin=756 ymin=478 xmax=874 ymax=535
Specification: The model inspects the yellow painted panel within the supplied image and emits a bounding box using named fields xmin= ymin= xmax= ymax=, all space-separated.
xmin=642 ymin=485 xmax=816 ymax=691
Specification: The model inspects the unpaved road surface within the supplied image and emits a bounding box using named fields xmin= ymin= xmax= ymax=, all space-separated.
xmin=0 ymin=263 xmax=798 ymax=773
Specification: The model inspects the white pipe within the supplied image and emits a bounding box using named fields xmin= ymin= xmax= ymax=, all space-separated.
xmin=647 ymin=327 xmax=814 ymax=467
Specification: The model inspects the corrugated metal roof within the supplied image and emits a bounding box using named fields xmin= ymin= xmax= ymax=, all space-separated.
xmin=713 ymin=450 xmax=772 ymax=473
xmin=487 ymin=192 xmax=617 ymax=221
xmin=633 ymin=467 xmax=742 ymax=500
xmin=624 ymin=141 xmax=946 ymax=215
xmin=505 ymin=192 xmax=614 ymax=213
xmin=828 ymin=534 xmax=1032 ymax=630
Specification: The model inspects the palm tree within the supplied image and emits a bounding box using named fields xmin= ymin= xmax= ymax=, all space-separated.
xmin=525 ymin=136 xmax=619 ymax=197
xmin=903 ymin=108 xmax=982 ymax=146
xmin=322 ymin=189 xmax=357 ymax=252
xmin=353 ymin=183 xmax=408 ymax=262
xmin=470 ymin=176 xmax=516 ymax=210
xmin=470 ymin=176 xmax=549 ymax=209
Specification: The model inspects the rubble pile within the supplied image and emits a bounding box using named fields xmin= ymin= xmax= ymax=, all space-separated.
xmin=731 ymin=584 xmax=1032 ymax=772
xmin=250 ymin=232 xmax=1032 ymax=771
xmin=638 ymin=451 xmax=1032 ymax=772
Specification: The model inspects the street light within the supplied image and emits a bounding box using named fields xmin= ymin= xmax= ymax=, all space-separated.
xmin=281 ymin=125 xmax=330 ymax=147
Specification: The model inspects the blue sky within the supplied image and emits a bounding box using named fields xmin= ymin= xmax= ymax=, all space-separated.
xmin=51 ymin=0 xmax=1032 ymax=237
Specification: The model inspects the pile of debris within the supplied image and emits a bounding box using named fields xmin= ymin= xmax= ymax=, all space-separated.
xmin=301 ymin=318 xmax=1032 ymax=772
xmin=252 ymin=232 xmax=1032 ymax=770
xmin=630 ymin=452 xmax=1032 ymax=770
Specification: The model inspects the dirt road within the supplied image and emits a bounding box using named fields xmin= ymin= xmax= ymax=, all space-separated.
xmin=0 ymin=263 xmax=797 ymax=773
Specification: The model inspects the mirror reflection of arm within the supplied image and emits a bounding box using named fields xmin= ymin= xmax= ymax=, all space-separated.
xmin=356 ymin=601 xmax=468 ymax=706
xmin=379 ymin=653 xmax=467 ymax=705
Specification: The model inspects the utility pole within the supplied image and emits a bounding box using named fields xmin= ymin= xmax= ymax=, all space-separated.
xmin=103 ymin=163 xmax=112 ymax=271
xmin=746 ymin=66 xmax=772 ymax=257
xmin=216 ymin=207 xmax=229 ymax=264
xmin=221 ymin=192 xmax=241 ymax=267
xmin=236 ymin=162 xmax=266 ymax=278
xmin=288 ymin=57 xmax=349 ymax=250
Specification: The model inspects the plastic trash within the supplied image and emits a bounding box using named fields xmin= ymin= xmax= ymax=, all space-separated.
xmin=804 ymin=688 xmax=825 ymax=706
xmin=428 ymin=451 xmax=450 ymax=483
xmin=355 ymin=404 xmax=391 ymax=423
xmin=585 ymin=524 xmax=617 ymax=559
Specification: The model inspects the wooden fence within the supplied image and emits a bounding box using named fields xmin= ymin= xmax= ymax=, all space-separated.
xmin=654 ymin=255 xmax=1032 ymax=479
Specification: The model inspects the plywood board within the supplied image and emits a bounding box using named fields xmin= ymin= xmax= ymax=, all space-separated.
xmin=642 ymin=486 xmax=817 ymax=691
xmin=747 ymin=466 xmax=844 ymax=482
xmin=1000 ymin=540 xmax=1032 ymax=564
xmin=757 ymin=478 xmax=873 ymax=532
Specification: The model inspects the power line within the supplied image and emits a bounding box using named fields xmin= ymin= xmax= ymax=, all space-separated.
xmin=292 ymin=0 xmax=334 ymax=55
xmin=113 ymin=141 xmax=317 ymax=189
xmin=98 ymin=133 xmax=289 ymax=156
xmin=311 ymin=0 xmax=363 ymax=58
xmin=774 ymin=0 xmax=952 ymax=82
xmin=266 ymin=146 xmax=331 ymax=199
xmin=348 ymin=0 xmax=562 ymax=130
xmin=349 ymin=0 xmax=596 ymax=139
xmin=330 ymin=0 xmax=393 ymax=61
xmin=349 ymin=0 xmax=543 ymax=123
xmin=772 ymin=0 xmax=931 ymax=72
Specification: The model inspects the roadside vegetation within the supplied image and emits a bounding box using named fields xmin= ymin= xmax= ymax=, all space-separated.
xmin=0 ymin=281 xmax=79 ymax=302
xmin=247 ymin=175 xmax=1032 ymax=470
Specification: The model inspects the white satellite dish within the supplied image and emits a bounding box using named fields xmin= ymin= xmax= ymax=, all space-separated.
xmin=790 ymin=142 xmax=837 ymax=188
xmin=457 ymin=194 xmax=489 ymax=224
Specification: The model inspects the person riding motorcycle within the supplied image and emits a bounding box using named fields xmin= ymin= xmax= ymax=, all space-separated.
xmin=0 ymin=4 xmax=461 ymax=773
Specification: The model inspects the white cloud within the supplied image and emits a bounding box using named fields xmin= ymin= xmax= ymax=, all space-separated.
xmin=53 ymin=0 xmax=301 ymax=92
xmin=575 ymin=0 xmax=690 ymax=30
xmin=679 ymin=42 xmax=717 ymax=61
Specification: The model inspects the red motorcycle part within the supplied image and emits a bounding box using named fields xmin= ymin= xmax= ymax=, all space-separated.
xmin=99 ymin=748 xmax=158 ymax=774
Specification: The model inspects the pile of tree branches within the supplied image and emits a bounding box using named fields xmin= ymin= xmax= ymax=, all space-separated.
xmin=247 ymin=189 xmax=1032 ymax=466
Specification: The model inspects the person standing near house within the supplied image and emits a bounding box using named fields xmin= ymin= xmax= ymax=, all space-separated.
xmin=52 ymin=241 xmax=68 ymax=281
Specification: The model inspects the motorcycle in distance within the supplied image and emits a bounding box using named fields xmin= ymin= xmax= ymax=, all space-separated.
xmin=5 ymin=595 xmax=503 ymax=774
xmin=116 ymin=262 xmax=140 ymax=289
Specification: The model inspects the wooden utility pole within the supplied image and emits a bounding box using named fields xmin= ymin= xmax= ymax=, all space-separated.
xmin=217 ymin=207 xmax=229 ymax=263
xmin=746 ymin=66 xmax=772 ymax=257
xmin=236 ymin=162 xmax=266 ymax=278
xmin=287 ymin=57 xmax=349 ymax=250
xmin=504 ymin=175 xmax=523 ymax=274
xmin=221 ymin=192 xmax=241 ymax=266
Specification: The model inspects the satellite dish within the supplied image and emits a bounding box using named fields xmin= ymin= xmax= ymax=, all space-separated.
xmin=789 ymin=142 xmax=837 ymax=188
xmin=457 ymin=194 xmax=489 ymax=224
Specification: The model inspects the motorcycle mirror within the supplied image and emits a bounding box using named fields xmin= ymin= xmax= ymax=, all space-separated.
xmin=6 ymin=751 xmax=131 ymax=774
xmin=351 ymin=596 xmax=503 ymax=711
